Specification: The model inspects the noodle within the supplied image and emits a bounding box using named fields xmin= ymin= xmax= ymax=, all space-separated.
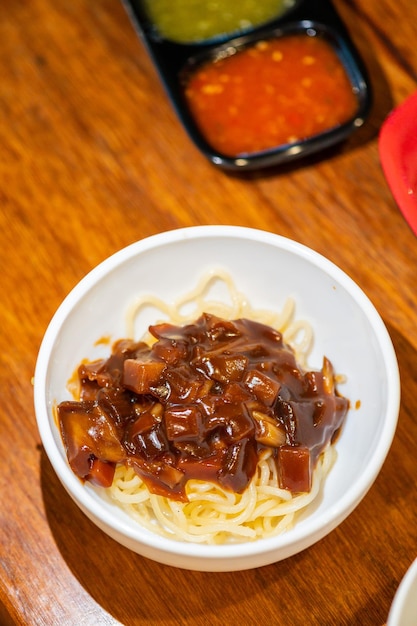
xmin=88 ymin=270 xmax=339 ymax=544
xmin=108 ymin=447 xmax=336 ymax=543
xmin=125 ymin=268 xmax=313 ymax=366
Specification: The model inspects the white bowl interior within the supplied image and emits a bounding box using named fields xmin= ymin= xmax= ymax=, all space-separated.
xmin=34 ymin=226 xmax=400 ymax=571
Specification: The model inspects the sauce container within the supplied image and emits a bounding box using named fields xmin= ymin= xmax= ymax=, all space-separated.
xmin=123 ymin=0 xmax=371 ymax=170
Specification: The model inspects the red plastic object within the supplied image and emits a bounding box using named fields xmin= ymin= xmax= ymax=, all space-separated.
xmin=379 ymin=90 xmax=417 ymax=236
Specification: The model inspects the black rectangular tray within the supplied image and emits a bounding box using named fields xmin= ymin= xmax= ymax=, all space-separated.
xmin=122 ymin=0 xmax=372 ymax=170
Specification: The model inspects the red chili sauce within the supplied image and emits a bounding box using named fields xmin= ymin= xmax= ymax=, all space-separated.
xmin=57 ymin=314 xmax=349 ymax=502
xmin=184 ymin=34 xmax=359 ymax=156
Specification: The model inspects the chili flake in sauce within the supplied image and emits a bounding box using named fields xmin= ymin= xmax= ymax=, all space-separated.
xmin=184 ymin=35 xmax=358 ymax=156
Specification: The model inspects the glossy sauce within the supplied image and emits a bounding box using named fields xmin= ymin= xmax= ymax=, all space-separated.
xmin=184 ymin=35 xmax=358 ymax=156
xmin=57 ymin=314 xmax=349 ymax=501
xmin=142 ymin=0 xmax=295 ymax=44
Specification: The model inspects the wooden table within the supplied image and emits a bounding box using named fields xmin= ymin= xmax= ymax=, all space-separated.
xmin=1 ymin=0 xmax=417 ymax=623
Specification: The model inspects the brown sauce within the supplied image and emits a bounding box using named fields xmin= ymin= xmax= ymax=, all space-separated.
xmin=57 ymin=314 xmax=349 ymax=501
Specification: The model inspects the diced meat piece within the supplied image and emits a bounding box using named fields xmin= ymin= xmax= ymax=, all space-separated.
xmin=126 ymin=410 xmax=161 ymax=439
xmin=203 ymin=401 xmax=255 ymax=443
xmin=222 ymin=381 xmax=253 ymax=404
xmin=151 ymin=338 xmax=189 ymax=365
xmin=177 ymin=450 xmax=225 ymax=486
xmin=165 ymin=405 xmax=203 ymax=442
xmin=97 ymin=388 xmax=134 ymax=425
xmin=244 ymin=369 xmax=281 ymax=405
xmin=57 ymin=401 xmax=125 ymax=480
xmin=204 ymin=315 xmax=241 ymax=342
xmin=125 ymin=422 xmax=169 ymax=458
xmin=278 ymin=445 xmax=311 ymax=493
xmin=88 ymin=458 xmax=116 ymax=488
xmin=164 ymin=367 xmax=206 ymax=403
xmin=123 ymin=359 xmax=166 ymax=394
xmin=130 ymin=457 xmax=186 ymax=501
xmin=198 ymin=353 xmax=248 ymax=382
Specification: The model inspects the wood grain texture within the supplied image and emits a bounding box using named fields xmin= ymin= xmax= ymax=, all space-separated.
xmin=1 ymin=0 xmax=417 ymax=623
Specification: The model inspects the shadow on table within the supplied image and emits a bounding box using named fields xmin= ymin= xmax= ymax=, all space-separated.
xmin=40 ymin=447 xmax=306 ymax=625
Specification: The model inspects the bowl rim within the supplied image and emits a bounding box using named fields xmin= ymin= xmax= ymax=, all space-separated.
xmin=387 ymin=557 xmax=417 ymax=625
xmin=34 ymin=225 xmax=401 ymax=562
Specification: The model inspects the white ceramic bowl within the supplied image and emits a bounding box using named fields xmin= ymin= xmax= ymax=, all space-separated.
xmin=388 ymin=558 xmax=417 ymax=626
xmin=34 ymin=225 xmax=400 ymax=572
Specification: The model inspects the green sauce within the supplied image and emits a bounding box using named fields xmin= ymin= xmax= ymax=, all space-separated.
xmin=142 ymin=0 xmax=296 ymax=44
